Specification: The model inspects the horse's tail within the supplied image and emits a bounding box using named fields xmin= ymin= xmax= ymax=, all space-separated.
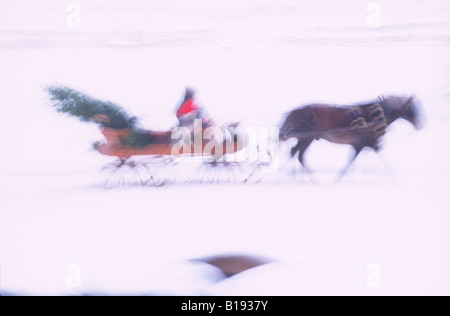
xmin=279 ymin=107 xmax=317 ymax=140
xmin=279 ymin=112 xmax=293 ymax=140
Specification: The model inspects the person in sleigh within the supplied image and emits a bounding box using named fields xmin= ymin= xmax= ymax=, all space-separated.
xmin=176 ymin=87 xmax=213 ymax=131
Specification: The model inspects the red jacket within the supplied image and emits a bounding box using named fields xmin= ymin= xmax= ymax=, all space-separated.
xmin=176 ymin=99 xmax=199 ymax=118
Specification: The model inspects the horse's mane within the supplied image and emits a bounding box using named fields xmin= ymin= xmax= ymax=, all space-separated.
xmin=290 ymin=96 xmax=385 ymax=112
xmin=347 ymin=96 xmax=386 ymax=108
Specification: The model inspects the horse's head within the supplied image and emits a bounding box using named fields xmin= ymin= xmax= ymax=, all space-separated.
xmin=383 ymin=95 xmax=425 ymax=130
xmin=400 ymin=96 xmax=426 ymax=130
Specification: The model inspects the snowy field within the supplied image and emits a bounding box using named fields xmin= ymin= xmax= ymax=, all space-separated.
xmin=0 ymin=0 xmax=449 ymax=295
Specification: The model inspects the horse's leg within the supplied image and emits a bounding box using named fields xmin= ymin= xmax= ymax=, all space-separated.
xmin=297 ymin=139 xmax=314 ymax=173
xmin=337 ymin=147 xmax=362 ymax=181
xmin=291 ymin=140 xmax=302 ymax=158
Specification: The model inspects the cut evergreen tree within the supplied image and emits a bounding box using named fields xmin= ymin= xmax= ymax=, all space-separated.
xmin=45 ymin=85 xmax=154 ymax=148
xmin=45 ymin=85 xmax=135 ymax=129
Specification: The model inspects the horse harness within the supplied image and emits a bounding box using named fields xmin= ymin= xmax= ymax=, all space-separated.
xmin=348 ymin=102 xmax=388 ymax=145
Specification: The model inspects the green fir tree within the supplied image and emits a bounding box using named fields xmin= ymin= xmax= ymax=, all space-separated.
xmin=45 ymin=85 xmax=153 ymax=148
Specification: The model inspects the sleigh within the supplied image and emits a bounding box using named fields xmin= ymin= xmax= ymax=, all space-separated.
xmin=93 ymin=123 xmax=265 ymax=187
xmin=45 ymin=85 xmax=271 ymax=187
xmin=95 ymin=126 xmax=246 ymax=159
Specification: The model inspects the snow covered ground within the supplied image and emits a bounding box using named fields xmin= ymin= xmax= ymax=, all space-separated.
xmin=0 ymin=0 xmax=449 ymax=295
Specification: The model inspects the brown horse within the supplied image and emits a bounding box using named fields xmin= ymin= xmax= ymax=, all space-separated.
xmin=280 ymin=95 xmax=424 ymax=177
